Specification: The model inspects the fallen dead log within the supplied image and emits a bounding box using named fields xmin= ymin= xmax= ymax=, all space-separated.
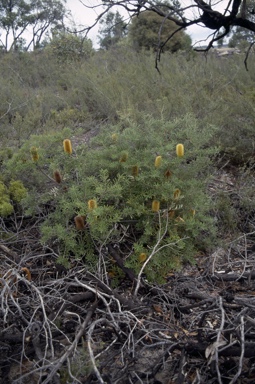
xmin=211 ymin=270 xmax=255 ymax=282
xmin=184 ymin=340 xmax=255 ymax=358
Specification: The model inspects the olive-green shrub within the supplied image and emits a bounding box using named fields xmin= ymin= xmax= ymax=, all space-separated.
xmin=0 ymin=180 xmax=27 ymax=217
xmin=4 ymin=114 xmax=219 ymax=283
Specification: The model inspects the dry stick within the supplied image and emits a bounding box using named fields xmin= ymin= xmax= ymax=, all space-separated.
xmin=75 ymin=277 xmax=121 ymax=330
xmin=108 ymin=244 xmax=137 ymax=283
xmin=215 ymin=296 xmax=225 ymax=384
xmin=96 ymin=228 xmax=115 ymax=285
xmin=0 ymin=243 xmax=19 ymax=263
xmin=134 ymin=212 xmax=188 ymax=297
xmin=25 ymin=279 xmax=55 ymax=359
xmin=41 ymin=300 xmax=98 ymax=384
xmin=87 ymin=318 xmax=118 ymax=384
xmin=134 ymin=212 xmax=166 ymax=296
xmin=229 ymin=316 xmax=245 ymax=384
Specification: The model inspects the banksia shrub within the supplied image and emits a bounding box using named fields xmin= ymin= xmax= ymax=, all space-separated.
xmin=152 ymin=200 xmax=160 ymax=212
xmin=176 ymin=143 xmax=184 ymax=157
xmin=30 ymin=146 xmax=39 ymax=162
xmin=16 ymin=114 xmax=218 ymax=284
xmin=63 ymin=139 xmax=72 ymax=154
xmin=53 ymin=170 xmax=62 ymax=184
xmin=88 ymin=199 xmax=97 ymax=211
xmin=155 ymin=155 xmax=162 ymax=168
xmin=74 ymin=215 xmax=85 ymax=230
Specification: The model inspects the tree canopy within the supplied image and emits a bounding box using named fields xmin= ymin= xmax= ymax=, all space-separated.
xmin=82 ymin=0 xmax=255 ymax=55
xmin=129 ymin=10 xmax=191 ymax=52
xmin=0 ymin=0 xmax=67 ymax=51
xmin=98 ymin=10 xmax=128 ymax=49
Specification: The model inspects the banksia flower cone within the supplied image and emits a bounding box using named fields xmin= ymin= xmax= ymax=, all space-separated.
xmin=111 ymin=133 xmax=118 ymax=142
xmin=88 ymin=199 xmax=97 ymax=211
xmin=155 ymin=156 xmax=162 ymax=168
xmin=168 ymin=210 xmax=175 ymax=218
xmin=63 ymin=139 xmax=72 ymax=154
xmin=53 ymin=170 xmax=62 ymax=184
xmin=176 ymin=143 xmax=184 ymax=157
xmin=190 ymin=209 xmax=196 ymax=217
xmin=30 ymin=147 xmax=39 ymax=162
xmin=132 ymin=165 xmax=139 ymax=177
xmin=74 ymin=215 xmax=85 ymax=230
xmin=139 ymin=253 xmax=147 ymax=263
xmin=152 ymin=200 xmax=160 ymax=212
xmin=164 ymin=169 xmax=172 ymax=179
xmin=119 ymin=152 xmax=128 ymax=163
xmin=174 ymin=189 xmax=181 ymax=200
xmin=20 ymin=267 xmax=32 ymax=281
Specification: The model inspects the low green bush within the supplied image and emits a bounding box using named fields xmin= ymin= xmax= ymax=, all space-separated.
xmin=4 ymin=114 xmax=219 ymax=283
xmin=0 ymin=179 xmax=27 ymax=217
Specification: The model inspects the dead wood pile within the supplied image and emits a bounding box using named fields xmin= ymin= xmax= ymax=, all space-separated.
xmin=1 ymin=231 xmax=255 ymax=384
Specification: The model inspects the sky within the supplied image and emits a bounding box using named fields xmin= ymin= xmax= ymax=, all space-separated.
xmin=65 ymin=0 xmax=231 ymax=48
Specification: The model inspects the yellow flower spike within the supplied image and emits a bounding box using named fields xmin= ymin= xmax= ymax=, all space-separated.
xmin=88 ymin=199 xmax=97 ymax=211
xmin=152 ymin=200 xmax=160 ymax=212
xmin=53 ymin=170 xmax=62 ymax=184
xmin=164 ymin=169 xmax=172 ymax=179
xmin=176 ymin=143 xmax=184 ymax=157
xmin=74 ymin=215 xmax=85 ymax=230
xmin=155 ymin=155 xmax=162 ymax=168
xmin=119 ymin=152 xmax=128 ymax=163
xmin=132 ymin=165 xmax=139 ymax=177
xmin=63 ymin=139 xmax=72 ymax=154
xmin=139 ymin=253 xmax=147 ymax=263
xmin=30 ymin=147 xmax=39 ymax=162
xmin=111 ymin=133 xmax=118 ymax=142
xmin=174 ymin=189 xmax=181 ymax=200
xmin=190 ymin=209 xmax=196 ymax=217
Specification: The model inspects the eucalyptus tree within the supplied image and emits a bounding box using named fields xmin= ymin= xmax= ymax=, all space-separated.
xmin=0 ymin=0 xmax=67 ymax=51
xmin=81 ymin=0 xmax=255 ymax=65
xmin=98 ymin=10 xmax=128 ymax=49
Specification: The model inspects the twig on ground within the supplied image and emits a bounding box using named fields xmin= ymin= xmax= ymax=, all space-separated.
xmin=229 ymin=316 xmax=245 ymax=384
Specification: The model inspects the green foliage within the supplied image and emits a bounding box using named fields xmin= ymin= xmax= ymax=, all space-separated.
xmin=214 ymin=192 xmax=238 ymax=233
xmin=128 ymin=10 xmax=191 ymax=52
xmin=8 ymin=180 xmax=28 ymax=203
xmin=4 ymin=114 xmax=218 ymax=282
xmin=2 ymin=46 xmax=255 ymax=284
xmin=1 ymin=48 xmax=255 ymax=163
xmin=0 ymin=0 xmax=67 ymax=51
xmin=0 ymin=182 xmax=13 ymax=217
xmin=46 ymin=32 xmax=94 ymax=62
xmin=0 ymin=179 xmax=27 ymax=216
